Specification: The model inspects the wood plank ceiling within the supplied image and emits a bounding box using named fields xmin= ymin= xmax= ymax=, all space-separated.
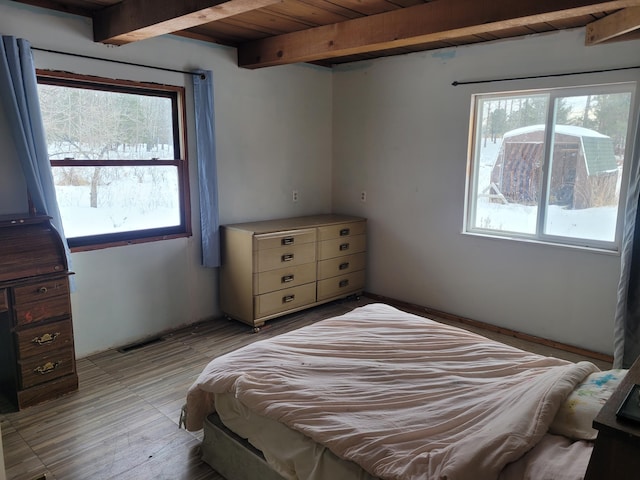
xmin=10 ymin=0 xmax=640 ymax=68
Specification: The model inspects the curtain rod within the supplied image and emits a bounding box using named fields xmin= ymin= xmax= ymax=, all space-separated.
xmin=452 ymin=64 xmax=640 ymax=86
xmin=32 ymin=46 xmax=204 ymax=78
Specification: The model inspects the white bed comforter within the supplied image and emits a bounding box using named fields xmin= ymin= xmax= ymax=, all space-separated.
xmin=185 ymin=304 xmax=598 ymax=480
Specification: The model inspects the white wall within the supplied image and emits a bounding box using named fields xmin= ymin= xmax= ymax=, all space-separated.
xmin=0 ymin=1 xmax=332 ymax=356
xmin=332 ymin=29 xmax=640 ymax=355
xmin=3 ymin=0 xmax=637 ymax=358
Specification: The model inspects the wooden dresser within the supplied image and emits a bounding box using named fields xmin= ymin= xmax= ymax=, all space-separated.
xmin=0 ymin=214 xmax=78 ymax=410
xmin=584 ymin=355 xmax=640 ymax=479
xmin=220 ymin=214 xmax=366 ymax=329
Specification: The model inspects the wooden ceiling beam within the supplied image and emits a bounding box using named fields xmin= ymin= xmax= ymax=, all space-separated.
xmin=237 ymin=0 xmax=640 ymax=68
xmin=585 ymin=6 xmax=640 ymax=44
xmin=93 ymin=0 xmax=283 ymax=45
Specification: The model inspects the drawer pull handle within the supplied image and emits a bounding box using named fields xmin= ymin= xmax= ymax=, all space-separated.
xmin=281 ymin=237 xmax=294 ymax=245
xmin=283 ymin=294 xmax=295 ymax=303
xmin=340 ymin=228 xmax=350 ymax=236
xmin=38 ymin=287 xmax=48 ymax=294
xmin=339 ymin=279 xmax=349 ymax=288
xmin=339 ymin=262 xmax=350 ymax=270
xmin=282 ymin=274 xmax=294 ymax=283
xmin=34 ymin=361 xmax=60 ymax=375
xmin=339 ymin=243 xmax=350 ymax=251
xmin=32 ymin=332 xmax=60 ymax=345
xmin=282 ymin=254 xmax=294 ymax=262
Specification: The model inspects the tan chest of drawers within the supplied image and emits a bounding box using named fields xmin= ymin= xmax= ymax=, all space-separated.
xmin=0 ymin=215 xmax=78 ymax=410
xmin=220 ymin=214 xmax=366 ymax=328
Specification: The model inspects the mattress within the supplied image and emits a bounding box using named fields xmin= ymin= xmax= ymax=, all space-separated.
xmin=187 ymin=303 xmax=603 ymax=480
xmin=206 ymin=392 xmax=595 ymax=480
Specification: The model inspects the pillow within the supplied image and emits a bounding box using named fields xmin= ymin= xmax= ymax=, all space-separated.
xmin=549 ymin=369 xmax=627 ymax=440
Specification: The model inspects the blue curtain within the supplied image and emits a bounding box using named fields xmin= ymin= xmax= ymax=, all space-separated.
xmin=193 ymin=70 xmax=220 ymax=267
xmin=0 ymin=36 xmax=73 ymax=278
xmin=613 ymin=109 xmax=640 ymax=368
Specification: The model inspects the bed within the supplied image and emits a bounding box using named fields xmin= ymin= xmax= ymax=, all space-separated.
xmin=184 ymin=303 xmax=626 ymax=480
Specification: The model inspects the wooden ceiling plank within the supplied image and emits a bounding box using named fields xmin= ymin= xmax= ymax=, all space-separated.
xmin=93 ymin=0 xmax=283 ymax=45
xmin=295 ymin=0 xmax=362 ymax=19
xmin=546 ymin=14 xmax=601 ymax=29
xmin=585 ymin=6 xmax=640 ymax=44
xmin=265 ymin=1 xmax=353 ymax=26
xmin=238 ymin=0 xmax=640 ymax=68
xmin=221 ymin=12 xmax=311 ymax=35
xmin=196 ymin=18 xmax=282 ymax=39
xmin=327 ymin=0 xmax=401 ymax=16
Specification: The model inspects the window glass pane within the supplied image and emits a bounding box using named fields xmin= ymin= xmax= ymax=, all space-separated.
xmin=38 ymin=84 xmax=175 ymax=160
xmin=472 ymin=94 xmax=549 ymax=234
xmin=544 ymin=92 xmax=632 ymax=242
xmin=52 ymin=166 xmax=180 ymax=237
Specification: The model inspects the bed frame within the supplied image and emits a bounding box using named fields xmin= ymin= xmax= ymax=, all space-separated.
xmin=202 ymin=413 xmax=286 ymax=480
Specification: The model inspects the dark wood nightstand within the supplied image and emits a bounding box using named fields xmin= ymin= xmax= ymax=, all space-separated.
xmin=584 ymin=355 xmax=640 ymax=479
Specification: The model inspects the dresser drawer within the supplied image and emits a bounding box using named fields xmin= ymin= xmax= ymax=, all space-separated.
xmin=317 ymin=221 xmax=366 ymax=241
xmin=317 ymin=270 xmax=365 ymax=301
xmin=317 ymin=252 xmax=366 ymax=280
xmin=0 ymin=289 xmax=6 ymax=312
xmin=19 ymin=348 xmax=75 ymax=389
xmin=255 ymin=242 xmax=316 ymax=272
xmin=13 ymin=278 xmax=69 ymax=305
xmin=15 ymin=319 xmax=74 ymax=360
xmin=255 ymin=283 xmax=316 ymax=319
xmin=318 ymin=235 xmax=366 ymax=261
xmin=14 ymin=295 xmax=71 ymax=326
xmin=254 ymin=263 xmax=317 ymax=295
xmin=254 ymin=229 xmax=316 ymax=251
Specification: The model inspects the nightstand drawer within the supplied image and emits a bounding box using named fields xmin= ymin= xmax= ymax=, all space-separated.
xmin=13 ymin=278 xmax=69 ymax=305
xmin=16 ymin=319 xmax=74 ymax=360
xmin=14 ymin=295 xmax=71 ymax=326
xmin=317 ymin=270 xmax=365 ymax=301
xmin=318 ymin=235 xmax=366 ymax=260
xmin=254 ymin=263 xmax=317 ymax=295
xmin=317 ymin=252 xmax=366 ymax=280
xmin=19 ymin=348 xmax=75 ymax=389
xmin=255 ymin=283 xmax=316 ymax=318
xmin=255 ymin=242 xmax=316 ymax=272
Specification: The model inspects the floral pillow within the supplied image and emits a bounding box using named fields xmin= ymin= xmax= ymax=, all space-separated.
xmin=549 ymin=369 xmax=627 ymax=440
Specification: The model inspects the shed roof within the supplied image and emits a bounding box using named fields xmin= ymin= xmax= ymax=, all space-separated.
xmin=502 ymin=124 xmax=617 ymax=175
xmin=503 ymin=124 xmax=609 ymax=139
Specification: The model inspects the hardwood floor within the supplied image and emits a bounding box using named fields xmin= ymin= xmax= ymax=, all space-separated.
xmin=1 ymin=296 xmax=612 ymax=480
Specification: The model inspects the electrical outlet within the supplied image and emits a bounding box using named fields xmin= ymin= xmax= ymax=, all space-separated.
xmin=292 ymin=190 xmax=299 ymax=202
xmin=360 ymin=191 xmax=367 ymax=202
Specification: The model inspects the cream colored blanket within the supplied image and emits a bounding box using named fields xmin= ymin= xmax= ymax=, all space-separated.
xmin=186 ymin=303 xmax=598 ymax=480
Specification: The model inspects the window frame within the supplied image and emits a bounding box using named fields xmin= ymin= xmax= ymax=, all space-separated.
xmin=37 ymin=70 xmax=192 ymax=252
xmin=464 ymin=82 xmax=637 ymax=253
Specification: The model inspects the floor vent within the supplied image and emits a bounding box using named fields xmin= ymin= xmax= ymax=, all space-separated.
xmin=117 ymin=336 xmax=164 ymax=353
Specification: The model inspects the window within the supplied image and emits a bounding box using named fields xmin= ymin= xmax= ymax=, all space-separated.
xmin=465 ymin=83 xmax=635 ymax=251
xmin=37 ymin=70 xmax=191 ymax=250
